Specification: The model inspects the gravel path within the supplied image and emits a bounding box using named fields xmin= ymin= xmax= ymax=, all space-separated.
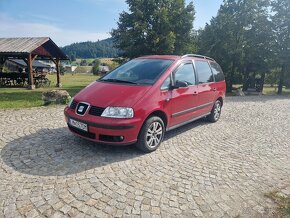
xmin=0 ymin=96 xmax=289 ymax=217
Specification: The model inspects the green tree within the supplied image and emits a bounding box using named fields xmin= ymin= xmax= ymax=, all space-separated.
xmin=239 ymin=0 xmax=272 ymax=92
xmin=198 ymin=0 xmax=272 ymax=93
xmin=70 ymin=54 xmax=76 ymax=62
xmin=111 ymin=0 xmax=196 ymax=58
xmin=265 ymin=69 xmax=279 ymax=87
xmin=92 ymin=58 xmax=101 ymax=66
xmin=92 ymin=59 xmax=101 ymax=75
xmin=92 ymin=65 xmax=99 ymax=75
xmin=198 ymin=0 xmax=244 ymax=92
xmin=60 ymin=65 xmax=66 ymax=75
xmin=80 ymin=59 xmax=87 ymax=66
xmin=112 ymin=57 xmax=127 ymax=65
xmin=271 ymin=0 xmax=290 ymax=94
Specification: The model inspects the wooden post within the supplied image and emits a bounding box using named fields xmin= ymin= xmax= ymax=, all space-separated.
xmin=56 ymin=58 xmax=62 ymax=87
xmin=27 ymin=53 xmax=35 ymax=90
xmin=0 ymin=56 xmax=5 ymax=72
xmin=278 ymin=64 xmax=285 ymax=95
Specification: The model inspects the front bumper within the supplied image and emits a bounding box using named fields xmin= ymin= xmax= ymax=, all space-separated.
xmin=64 ymin=107 xmax=142 ymax=145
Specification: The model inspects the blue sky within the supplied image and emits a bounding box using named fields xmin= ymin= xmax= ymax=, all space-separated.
xmin=0 ymin=0 xmax=223 ymax=46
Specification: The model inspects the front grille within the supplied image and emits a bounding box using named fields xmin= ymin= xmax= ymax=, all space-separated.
xmin=70 ymin=100 xmax=78 ymax=110
xmin=89 ymin=106 xmax=105 ymax=116
xmin=68 ymin=124 xmax=96 ymax=139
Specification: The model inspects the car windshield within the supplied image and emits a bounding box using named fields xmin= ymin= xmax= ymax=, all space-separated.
xmin=100 ymin=58 xmax=174 ymax=85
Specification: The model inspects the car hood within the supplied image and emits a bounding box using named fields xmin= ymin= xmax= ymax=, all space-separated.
xmin=74 ymin=81 xmax=152 ymax=107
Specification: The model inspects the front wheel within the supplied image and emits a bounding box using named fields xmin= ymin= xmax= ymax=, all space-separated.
xmin=136 ymin=116 xmax=165 ymax=153
xmin=207 ymin=100 xmax=222 ymax=122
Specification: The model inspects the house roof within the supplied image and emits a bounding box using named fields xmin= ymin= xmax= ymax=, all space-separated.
xmin=0 ymin=37 xmax=68 ymax=59
xmin=8 ymin=59 xmax=51 ymax=68
xmin=99 ymin=65 xmax=109 ymax=72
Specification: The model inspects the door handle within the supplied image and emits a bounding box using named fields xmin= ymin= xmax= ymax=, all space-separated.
xmin=193 ymin=91 xmax=198 ymax=95
xmin=212 ymin=88 xmax=217 ymax=91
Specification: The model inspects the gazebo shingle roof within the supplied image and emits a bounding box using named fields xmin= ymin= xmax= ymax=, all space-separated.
xmin=0 ymin=37 xmax=68 ymax=59
xmin=0 ymin=37 xmax=49 ymax=53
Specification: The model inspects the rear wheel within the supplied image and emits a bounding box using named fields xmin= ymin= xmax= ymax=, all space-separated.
xmin=207 ymin=100 xmax=222 ymax=122
xmin=136 ymin=116 xmax=165 ymax=153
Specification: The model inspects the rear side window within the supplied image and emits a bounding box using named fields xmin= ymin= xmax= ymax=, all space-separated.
xmin=210 ymin=62 xmax=225 ymax=82
xmin=195 ymin=60 xmax=214 ymax=84
xmin=174 ymin=63 xmax=196 ymax=85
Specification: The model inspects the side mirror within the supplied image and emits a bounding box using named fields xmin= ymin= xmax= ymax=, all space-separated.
xmin=173 ymin=80 xmax=189 ymax=89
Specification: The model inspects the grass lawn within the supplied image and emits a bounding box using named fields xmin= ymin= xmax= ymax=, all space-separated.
xmin=0 ymin=74 xmax=98 ymax=109
xmin=233 ymin=84 xmax=290 ymax=95
xmin=263 ymin=85 xmax=290 ymax=95
xmin=265 ymin=191 xmax=290 ymax=217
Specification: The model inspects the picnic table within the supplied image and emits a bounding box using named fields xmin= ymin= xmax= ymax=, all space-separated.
xmin=0 ymin=72 xmax=50 ymax=88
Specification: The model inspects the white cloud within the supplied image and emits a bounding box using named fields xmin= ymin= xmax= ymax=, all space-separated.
xmin=0 ymin=13 xmax=110 ymax=46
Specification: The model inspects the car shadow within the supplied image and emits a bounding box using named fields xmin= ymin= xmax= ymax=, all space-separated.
xmin=1 ymin=119 xmax=210 ymax=177
xmin=0 ymin=127 xmax=142 ymax=176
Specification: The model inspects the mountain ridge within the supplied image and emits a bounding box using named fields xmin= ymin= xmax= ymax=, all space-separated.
xmin=61 ymin=38 xmax=119 ymax=59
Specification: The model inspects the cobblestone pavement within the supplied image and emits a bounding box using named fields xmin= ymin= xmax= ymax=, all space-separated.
xmin=0 ymin=96 xmax=290 ymax=218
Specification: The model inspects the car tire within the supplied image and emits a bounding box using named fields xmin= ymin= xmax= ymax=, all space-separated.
xmin=136 ymin=116 xmax=165 ymax=153
xmin=207 ymin=100 xmax=222 ymax=122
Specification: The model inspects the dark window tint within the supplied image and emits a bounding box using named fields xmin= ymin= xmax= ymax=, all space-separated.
xmin=100 ymin=59 xmax=173 ymax=85
xmin=210 ymin=62 xmax=225 ymax=82
xmin=160 ymin=77 xmax=171 ymax=90
xmin=195 ymin=61 xmax=214 ymax=84
xmin=174 ymin=63 xmax=196 ymax=85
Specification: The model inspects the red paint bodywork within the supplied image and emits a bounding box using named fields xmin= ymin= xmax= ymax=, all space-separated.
xmin=64 ymin=55 xmax=226 ymax=145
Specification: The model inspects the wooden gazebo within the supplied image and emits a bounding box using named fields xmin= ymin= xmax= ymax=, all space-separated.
xmin=0 ymin=37 xmax=68 ymax=89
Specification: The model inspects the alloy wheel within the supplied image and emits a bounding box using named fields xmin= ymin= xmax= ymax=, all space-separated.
xmin=214 ymin=102 xmax=221 ymax=121
xmin=146 ymin=121 xmax=163 ymax=148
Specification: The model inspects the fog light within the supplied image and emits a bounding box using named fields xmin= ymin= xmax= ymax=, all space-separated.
xmin=99 ymin=135 xmax=125 ymax=142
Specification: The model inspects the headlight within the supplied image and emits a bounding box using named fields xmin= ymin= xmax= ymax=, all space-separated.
xmin=101 ymin=107 xmax=134 ymax=118
xmin=68 ymin=97 xmax=74 ymax=107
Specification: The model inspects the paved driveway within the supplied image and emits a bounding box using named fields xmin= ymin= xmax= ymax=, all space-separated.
xmin=0 ymin=96 xmax=289 ymax=217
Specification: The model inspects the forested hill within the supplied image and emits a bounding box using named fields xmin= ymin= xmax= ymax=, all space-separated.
xmin=61 ymin=38 xmax=119 ymax=59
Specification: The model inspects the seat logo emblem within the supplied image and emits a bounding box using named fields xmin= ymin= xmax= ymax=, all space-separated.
xmin=78 ymin=105 xmax=85 ymax=113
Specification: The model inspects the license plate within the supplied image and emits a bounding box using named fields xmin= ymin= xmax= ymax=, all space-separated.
xmin=69 ymin=118 xmax=88 ymax=132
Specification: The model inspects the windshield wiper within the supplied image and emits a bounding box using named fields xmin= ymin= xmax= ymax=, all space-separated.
xmin=100 ymin=78 xmax=138 ymax=84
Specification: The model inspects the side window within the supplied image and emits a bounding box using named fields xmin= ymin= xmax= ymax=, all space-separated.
xmin=210 ymin=62 xmax=225 ymax=82
xmin=160 ymin=77 xmax=171 ymax=90
xmin=174 ymin=63 xmax=196 ymax=85
xmin=195 ymin=60 xmax=214 ymax=84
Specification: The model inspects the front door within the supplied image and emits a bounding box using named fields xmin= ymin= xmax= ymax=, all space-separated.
xmin=169 ymin=61 xmax=199 ymax=127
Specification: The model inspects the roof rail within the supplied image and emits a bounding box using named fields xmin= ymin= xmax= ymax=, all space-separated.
xmin=181 ymin=54 xmax=215 ymax=61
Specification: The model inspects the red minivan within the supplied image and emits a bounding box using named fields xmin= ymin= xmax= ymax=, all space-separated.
xmin=64 ymin=54 xmax=226 ymax=152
